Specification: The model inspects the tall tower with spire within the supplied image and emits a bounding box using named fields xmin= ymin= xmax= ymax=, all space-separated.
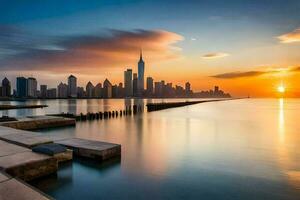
xmin=138 ymin=49 xmax=145 ymax=96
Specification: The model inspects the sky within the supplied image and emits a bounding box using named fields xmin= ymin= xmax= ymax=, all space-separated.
xmin=0 ymin=0 xmax=300 ymax=97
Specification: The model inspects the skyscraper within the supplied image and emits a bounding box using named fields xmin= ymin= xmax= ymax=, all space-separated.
xmin=146 ymin=77 xmax=153 ymax=96
xmin=138 ymin=50 xmax=145 ymax=95
xmin=57 ymin=82 xmax=68 ymax=98
xmin=40 ymin=85 xmax=47 ymax=98
xmin=68 ymin=75 xmax=77 ymax=98
xmin=133 ymin=73 xmax=138 ymax=97
xmin=103 ymin=79 xmax=112 ymax=98
xmin=124 ymin=69 xmax=133 ymax=97
xmin=185 ymin=82 xmax=191 ymax=96
xmin=27 ymin=77 xmax=37 ymax=98
xmin=86 ymin=81 xmax=94 ymax=98
xmin=94 ymin=83 xmax=102 ymax=98
xmin=1 ymin=77 xmax=11 ymax=97
xmin=16 ymin=77 xmax=28 ymax=98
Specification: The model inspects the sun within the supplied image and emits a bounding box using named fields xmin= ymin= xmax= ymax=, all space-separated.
xmin=277 ymin=85 xmax=285 ymax=93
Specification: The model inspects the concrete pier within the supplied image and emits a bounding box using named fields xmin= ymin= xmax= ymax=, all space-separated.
xmin=0 ymin=116 xmax=75 ymax=130
xmin=0 ymin=172 xmax=50 ymax=200
xmin=55 ymin=138 xmax=121 ymax=161
xmin=0 ymin=127 xmax=52 ymax=148
xmin=146 ymin=99 xmax=234 ymax=112
xmin=0 ymin=139 xmax=57 ymax=181
xmin=0 ymin=104 xmax=48 ymax=110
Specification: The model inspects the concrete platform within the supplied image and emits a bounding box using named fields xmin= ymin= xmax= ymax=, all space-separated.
xmin=0 ymin=116 xmax=76 ymax=130
xmin=0 ymin=132 xmax=52 ymax=148
xmin=0 ymin=140 xmax=30 ymax=157
xmin=56 ymin=138 xmax=121 ymax=161
xmin=0 ymin=173 xmax=50 ymax=200
xmin=0 ymin=151 xmax=57 ymax=181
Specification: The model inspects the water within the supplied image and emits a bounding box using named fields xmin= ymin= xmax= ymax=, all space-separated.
xmin=2 ymin=98 xmax=300 ymax=199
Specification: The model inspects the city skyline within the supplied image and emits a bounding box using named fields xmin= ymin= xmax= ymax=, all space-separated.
xmin=0 ymin=52 xmax=231 ymax=99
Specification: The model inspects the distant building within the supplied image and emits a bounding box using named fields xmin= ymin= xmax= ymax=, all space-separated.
xmin=47 ymin=88 xmax=57 ymax=98
xmin=68 ymin=75 xmax=77 ymax=98
xmin=124 ymin=69 xmax=133 ymax=97
xmin=146 ymin=77 xmax=153 ymax=96
xmin=77 ymin=87 xmax=85 ymax=98
xmin=133 ymin=73 xmax=138 ymax=97
xmin=138 ymin=50 xmax=145 ymax=95
xmin=103 ymin=79 xmax=112 ymax=98
xmin=112 ymin=85 xmax=118 ymax=98
xmin=117 ymin=83 xmax=124 ymax=98
xmin=94 ymin=83 xmax=102 ymax=98
xmin=40 ymin=85 xmax=47 ymax=98
xmin=1 ymin=77 xmax=11 ymax=97
xmin=185 ymin=82 xmax=191 ymax=96
xmin=57 ymin=82 xmax=68 ymax=98
xmin=86 ymin=81 xmax=94 ymax=98
xmin=16 ymin=77 xmax=28 ymax=98
xmin=27 ymin=77 xmax=37 ymax=98
xmin=154 ymin=81 xmax=162 ymax=97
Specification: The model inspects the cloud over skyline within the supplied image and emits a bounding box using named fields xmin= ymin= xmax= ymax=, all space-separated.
xmin=278 ymin=28 xmax=300 ymax=43
xmin=0 ymin=28 xmax=183 ymax=74
xmin=201 ymin=52 xmax=229 ymax=59
xmin=210 ymin=67 xmax=300 ymax=79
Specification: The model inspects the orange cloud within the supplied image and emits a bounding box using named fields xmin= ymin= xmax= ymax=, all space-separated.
xmin=277 ymin=28 xmax=300 ymax=43
xmin=202 ymin=52 xmax=229 ymax=59
xmin=0 ymin=29 xmax=183 ymax=74
xmin=211 ymin=66 xmax=300 ymax=79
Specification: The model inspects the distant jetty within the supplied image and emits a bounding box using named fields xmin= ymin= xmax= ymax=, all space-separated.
xmin=0 ymin=104 xmax=48 ymax=110
xmin=146 ymin=98 xmax=237 ymax=112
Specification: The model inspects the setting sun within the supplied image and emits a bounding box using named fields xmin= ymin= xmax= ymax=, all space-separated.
xmin=278 ymin=85 xmax=286 ymax=93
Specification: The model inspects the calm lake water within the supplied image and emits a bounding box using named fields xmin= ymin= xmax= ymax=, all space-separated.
xmin=2 ymin=98 xmax=300 ymax=200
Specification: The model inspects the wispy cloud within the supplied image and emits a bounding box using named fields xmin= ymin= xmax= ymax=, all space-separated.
xmin=211 ymin=67 xmax=300 ymax=79
xmin=277 ymin=28 xmax=300 ymax=43
xmin=202 ymin=52 xmax=229 ymax=59
xmin=0 ymin=27 xmax=183 ymax=73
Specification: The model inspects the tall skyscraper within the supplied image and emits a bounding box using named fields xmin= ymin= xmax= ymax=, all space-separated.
xmin=86 ymin=81 xmax=94 ymax=98
xmin=138 ymin=50 xmax=145 ymax=95
xmin=103 ymin=79 xmax=112 ymax=98
xmin=133 ymin=73 xmax=138 ymax=97
xmin=146 ymin=77 xmax=153 ymax=96
xmin=1 ymin=77 xmax=11 ymax=97
xmin=185 ymin=82 xmax=191 ymax=96
xmin=124 ymin=69 xmax=133 ymax=97
xmin=57 ymin=82 xmax=68 ymax=98
xmin=16 ymin=77 xmax=28 ymax=98
xmin=40 ymin=85 xmax=47 ymax=98
xmin=68 ymin=75 xmax=77 ymax=98
xmin=94 ymin=83 xmax=102 ymax=98
xmin=27 ymin=77 xmax=37 ymax=98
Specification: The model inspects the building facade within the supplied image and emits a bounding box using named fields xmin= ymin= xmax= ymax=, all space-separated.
xmin=86 ymin=81 xmax=94 ymax=98
xmin=68 ymin=75 xmax=77 ymax=98
xmin=146 ymin=77 xmax=153 ymax=96
xmin=103 ymin=79 xmax=112 ymax=98
xmin=138 ymin=50 xmax=145 ymax=95
xmin=27 ymin=77 xmax=37 ymax=98
xmin=1 ymin=77 xmax=11 ymax=97
xmin=57 ymin=82 xmax=68 ymax=98
xmin=124 ymin=69 xmax=133 ymax=97
xmin=16 ymin=77 xmax=28 ymax=98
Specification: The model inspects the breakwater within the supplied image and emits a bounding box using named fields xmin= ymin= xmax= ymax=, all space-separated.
xmin=0 ymin=104 xmax=48 ymax=110
xmin=146 ymin=99 xmax=235 ymax=112
xmin=48 ymin=104 xmax=144 ymax=121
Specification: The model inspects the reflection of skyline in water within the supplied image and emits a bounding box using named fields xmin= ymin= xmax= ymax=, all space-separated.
xmin=26 ymin=99 xmax=300 ymax=200
xmin=0 ymin=98 xmax=198 ymax=117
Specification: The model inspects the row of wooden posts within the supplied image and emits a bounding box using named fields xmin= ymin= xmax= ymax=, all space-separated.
xmin=64 ymin=105 xmax=144 ymax=121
